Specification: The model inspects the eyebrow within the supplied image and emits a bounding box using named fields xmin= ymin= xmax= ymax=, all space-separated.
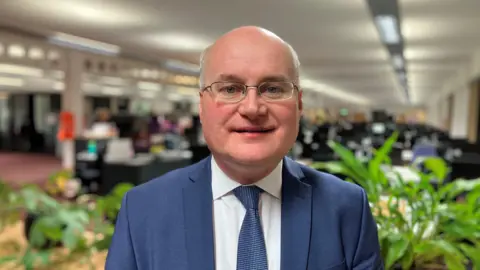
xmin=216 ymin=73 xmax=290 ymax=83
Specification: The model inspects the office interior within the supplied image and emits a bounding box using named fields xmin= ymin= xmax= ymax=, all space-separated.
xmin=0 ymin=0 xmax=480 ymax=269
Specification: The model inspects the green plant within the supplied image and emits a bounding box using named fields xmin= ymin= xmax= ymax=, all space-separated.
xmin=90 ymin=182 xmax=134 ymax=251
xmin=0 ymin=180 xmax=133 ymax=270
xmin=0 ymin=180 xmax=22 ymax=231
xmin=0 ymin=184 xmax=93 ymax=269
xmin=312 ymin=132 xmax=480 ymax=270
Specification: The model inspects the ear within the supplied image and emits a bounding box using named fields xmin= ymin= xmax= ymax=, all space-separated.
xmin=198 ymin=91 xmax=203 ymax=124
xmin=297 ymin=89 xmax=303 ymax=112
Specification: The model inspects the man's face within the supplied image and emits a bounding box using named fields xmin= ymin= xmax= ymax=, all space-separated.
xmin=199 ymin=35 xmax=302 ymax=165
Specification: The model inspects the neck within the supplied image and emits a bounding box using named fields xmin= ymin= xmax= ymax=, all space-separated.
xmin=213 ymin=154 xmax=280 ymax=185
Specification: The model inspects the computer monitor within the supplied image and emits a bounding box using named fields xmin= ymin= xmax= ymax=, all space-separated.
xmin=110 ymin=114 xmax=138 ymax=138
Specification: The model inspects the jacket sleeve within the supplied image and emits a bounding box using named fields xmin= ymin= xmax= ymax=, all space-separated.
xmin=105 ymin=192 xmax=138 ymax=270
xmin=352 ymin=189 xmax=385 ymax=270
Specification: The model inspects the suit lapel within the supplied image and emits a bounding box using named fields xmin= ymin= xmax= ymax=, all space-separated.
xmin=183 ymin=157 xmax=215 ymax=270
xmin=281 ymin=158 xmax=313 ymax=270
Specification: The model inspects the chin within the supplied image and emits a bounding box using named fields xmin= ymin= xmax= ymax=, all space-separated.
xmin=228 ymin=145 xmax=282 ymax=165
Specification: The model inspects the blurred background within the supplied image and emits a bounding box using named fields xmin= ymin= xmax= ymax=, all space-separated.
xmin=0 ymin=0 xmax=480 ymax=269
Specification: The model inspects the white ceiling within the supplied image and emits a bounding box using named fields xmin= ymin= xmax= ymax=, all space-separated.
xmin=0 ymin=0 xmax=478 ymax=108
xmin=401 ymin=0 xmax=480 ymax=103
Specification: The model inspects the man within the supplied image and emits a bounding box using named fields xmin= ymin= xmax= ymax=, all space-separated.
xmin=106 ymin=26 xmax=383 ymax=270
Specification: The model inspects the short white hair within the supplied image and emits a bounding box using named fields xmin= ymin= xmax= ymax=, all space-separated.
xmin=198 ymin=41 xmax=301 ymax=88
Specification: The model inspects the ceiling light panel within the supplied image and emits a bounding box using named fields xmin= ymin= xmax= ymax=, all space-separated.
xmin=300 ymin=77 xmax=370 ymax=105
xmin=392 ymin=54 xmax=404 ymax=69
xmin=53 ymin=81 xmax=65 ymax=91
xmin=145 ymin=33 xmax=211 ymax=52
xmin=0 ymin=64 xmax=44 ymax=77
xmin=49 ymin=33 xmax=121 ymax=55
xmin=374 ymin=15 xmax=401 ymax=45
xmin=12 ymin=0 xmax=144 ymax=27
xmin=8 ymin=44 xmax=26 ymax=58
xmin=137 ymin=81 xmax=162 ymax=91
xmin=28 ymin=47 xmax=45 ymax=60
xmin=102 ymin=76 xmax=125 ymax=86
xmin=0 ymin=77 xmax=24 ymax=87
xmin=407 ymin=62 xmax=458 ymax=72
xmin=102 ymin=86 xmax=124 ymax=96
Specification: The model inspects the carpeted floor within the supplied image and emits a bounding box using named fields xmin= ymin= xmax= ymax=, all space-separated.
xmin=0 ymin=152 xmax=62 ymax=187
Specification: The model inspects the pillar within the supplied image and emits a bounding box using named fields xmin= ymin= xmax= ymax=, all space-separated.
xmin=61 ymin=51 xmax=84 ymax=169
xmin=110 ymin=97 xmax=119 ymax=114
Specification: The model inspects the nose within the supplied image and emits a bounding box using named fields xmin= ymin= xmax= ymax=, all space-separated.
xmin=238 ymin=88 xmax=267 ymax=119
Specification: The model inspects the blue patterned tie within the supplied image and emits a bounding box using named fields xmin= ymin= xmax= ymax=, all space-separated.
xmin=234 ymin=186 xmax=268 ymax=270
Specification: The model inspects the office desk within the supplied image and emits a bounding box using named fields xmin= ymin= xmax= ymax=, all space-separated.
xmin=99 ymin=155 xmax=191 ymax=195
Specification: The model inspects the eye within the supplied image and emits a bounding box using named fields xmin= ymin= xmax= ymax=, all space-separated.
xmin=219 ymin=83 xmax=243 ymax=94
xmin=260 ymin=82 xmax=286 ymax=94
xmin=265 ymin=86 xmax=281 ymax=93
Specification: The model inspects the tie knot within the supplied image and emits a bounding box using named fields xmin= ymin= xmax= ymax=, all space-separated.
xmin=233 ymin=186 xmax=263 ymax=210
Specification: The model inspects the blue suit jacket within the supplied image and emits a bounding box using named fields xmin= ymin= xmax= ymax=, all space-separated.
xmin=106 ymin=157 xmax=383 ymax=270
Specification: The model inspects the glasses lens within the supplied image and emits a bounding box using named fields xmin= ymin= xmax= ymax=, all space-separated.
xmin=211 ymin=82 xmax=245 ymax=102
xmin=259 ymin=82 xmax=294 ymax=100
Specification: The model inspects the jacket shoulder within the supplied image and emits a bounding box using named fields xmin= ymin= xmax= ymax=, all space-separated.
xmin=124 ymin=159 xmax=206 ymax=206
xmin=299 ymin=163 xmax=366 ymax=205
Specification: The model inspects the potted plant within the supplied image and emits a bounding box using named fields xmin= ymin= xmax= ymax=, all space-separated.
xmin=312 ymin=132 xmax=480 ymax=269
xmin=0 ymin=174 xmax=133 ymax=269
xmin=23 ymin=169 xmax=81 ymax=248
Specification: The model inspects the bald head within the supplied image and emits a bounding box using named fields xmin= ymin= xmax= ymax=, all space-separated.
xmin=199 ymin=26 xmax=300 ymax=87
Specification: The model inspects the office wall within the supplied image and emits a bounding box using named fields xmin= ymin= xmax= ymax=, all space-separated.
xmin=450 ymin=87 xmax=470 ymax=139
xmin=467 ymin=81 xmax=479 ymax=143
xmin=426 ymin=96 xmax=448 ymax=129
xmin=426 ymin=101 xmax=440 ymax=128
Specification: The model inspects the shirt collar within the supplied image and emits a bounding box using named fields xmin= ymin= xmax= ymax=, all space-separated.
xmin=211 ymin=157 xmax=283 ymax=200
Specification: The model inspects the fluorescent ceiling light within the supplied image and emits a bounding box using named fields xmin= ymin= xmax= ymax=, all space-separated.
xmin=149 ymin=33 xmax=210 ymax=51
xmin=49 ymin=33 xmax=120 ymax=56
xmin=47 ymin=50 xmax=61 ymax=61
xmin=392 ymin=54 xmax=404 ymax=69
xmin=138 ymin=81 xmax=162 ymax=91
xmin=177 ymin=87 xmax=198 ymax=96
xmin=165 ymin=60 xmax=200 ymax=73
xmin=139 ymin=91 xmax=156 ymax=99
xmin=53 ymin=81 xmax=65 ymax=91
xmin=167 ymin=93 xmax=184 ymax=101
xmin=300 ymin=78 xmax=370 ymax=105
xmin=50 ymin=70 xmax=65 ymax=80
xmin=102 ymin=87 xmax=123 ymax=96
xmin=8 ymin=44 xmax=26 ymax=58
xmin=28 ymin=47 xmax=45 ymax=60
xmin=0 ymin=64 xmax=44 ymax=77
xmin=0 ymin=77 xmax=24 ymax=87
xmin=20 ymin=0 xmax=141 ymax=27
xmin=102 ymin=76 xmax=124 ymax=86
xmin=83 ymin=82 xmax=100 ymax=92
xmin=374 ymin=15 xmax=400 ymax=44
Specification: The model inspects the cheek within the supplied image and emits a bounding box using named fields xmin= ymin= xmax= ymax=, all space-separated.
xmin=274 ymin=104 xmax=300 ymax=127
xmin=201 ymin=102 xmax=236 ymax=130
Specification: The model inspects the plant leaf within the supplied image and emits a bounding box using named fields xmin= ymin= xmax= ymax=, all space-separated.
xmin=384 ymin=235 xmax=409 ymax=269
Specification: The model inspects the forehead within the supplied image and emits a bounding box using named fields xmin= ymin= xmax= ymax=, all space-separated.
xmin=204 ymin=39 xmax=295 ymax=83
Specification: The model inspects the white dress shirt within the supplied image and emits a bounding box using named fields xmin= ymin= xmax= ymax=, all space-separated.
xmin=211 ymin=157 xmax=282 ymax=270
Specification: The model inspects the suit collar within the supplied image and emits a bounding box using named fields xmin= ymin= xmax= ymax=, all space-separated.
xmin=281 ymin=157 xmax=313 ymax=270
xmin=184 ymin=157 xmax=215 ymax=270
xmin=210 ymin=156 xmax=283 ymax=200
xmin=185 ymin=156 xmax=313 ymax=270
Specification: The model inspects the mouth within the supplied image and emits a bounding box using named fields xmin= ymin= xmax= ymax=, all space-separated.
xmin=232 ymin=127 xmax=276 ymax=134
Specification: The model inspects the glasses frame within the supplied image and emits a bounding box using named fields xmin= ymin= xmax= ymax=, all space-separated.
xmin=201 ymin=81 xmax=300 ymax=103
